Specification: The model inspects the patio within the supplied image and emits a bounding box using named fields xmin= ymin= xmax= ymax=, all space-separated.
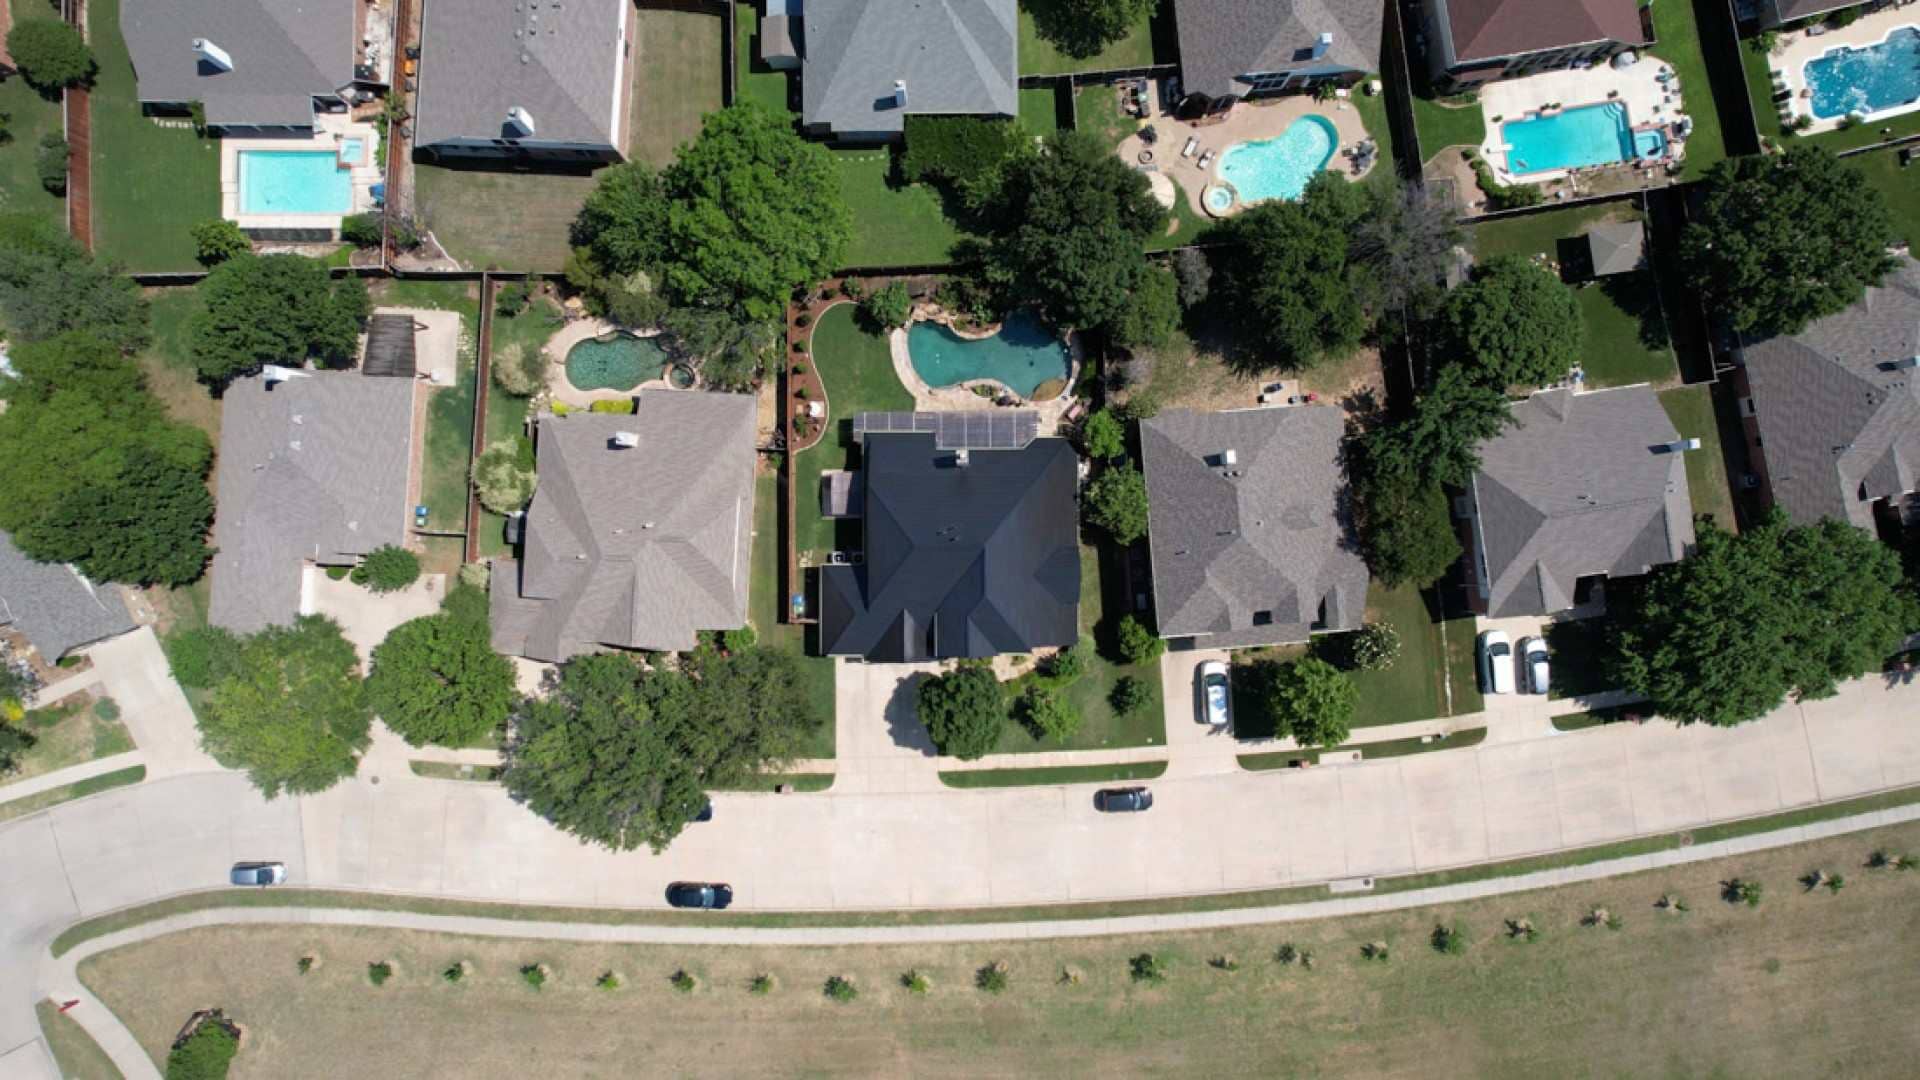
xmin=1762 ymin=5 xmax=1920 ymax=135
xmin=1477 ymin=57 xmax=1687 ymax=186
xmin=540 ymin=319 xmax=680 ymax=409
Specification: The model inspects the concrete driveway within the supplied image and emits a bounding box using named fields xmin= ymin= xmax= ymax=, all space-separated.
xmin=302 ymin=567 xmax=446 ymax=663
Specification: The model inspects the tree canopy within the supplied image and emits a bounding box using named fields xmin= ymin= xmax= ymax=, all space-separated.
xmin=1084 ymin=465 xmax=1151 ymax=545
xmin=1026 ymin=0 xmax=1155 ymax=59
xmin=901 ymin=116 xmax=1033 ymax=211
xmin=1212 ymin=173 xmax=1372 ymax=371
xmin=0 ymin=332 xmax=213 ymax=585
xmin=1353 ymin=467 xmax=1461 ymax=589
xmin=197 ymin=615 xmax=371 ymax=796
xmin=368 ymin=613 xmax=516 ymax=748
xmin=1352 ymin=180 xmax=1465 ymax=321
xmin=6 ymin=19 xmax=94 ymax=90
xmin=504 ymin=647 xmax=820 ymax=851
xmin=0 ymin=213 xmax=149 ymax=354
xmin=188 ymin=254 xmax=370 ymax=383
xmin=1442 ymin=255 xmax=1584 ymax=390
xmin=1364 ymin=365 xmax=1514 ymax=488
xmin=916 ymin=663 xmax=1005 ymax=760
xmin=1679 ymin=147 xmax=1896 ymax=338
xmin=1269 ymin=657 xmax=1357 ymax=748
xmin=1609 ymin=513 xmax=1916 ymax=727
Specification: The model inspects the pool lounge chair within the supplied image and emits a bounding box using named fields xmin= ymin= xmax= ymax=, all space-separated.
xmin=1180 ymin=136 xmax=1198 ymax=159
xmin=1196 ymin=149 xmax=1215 ymax=169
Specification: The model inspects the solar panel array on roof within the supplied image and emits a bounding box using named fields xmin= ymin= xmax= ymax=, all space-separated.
xmin=852 ymin=411 xmax=1039 ymax=450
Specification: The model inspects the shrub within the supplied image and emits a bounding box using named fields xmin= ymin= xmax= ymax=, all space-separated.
xmin=1083 ymin=466 xmax=1150 ymax=545
xmin=442 ymin=961 xmax=466 ymax=984
xmin=491 ymin=341 xmax=549 ymax=397
xmin=7 ymin=19 xmax=94 ymax=90
xmin=1505 ymin=917 xmax=1540 ymax=941
xmin=670 ymin=969 xmax=696 ymax=993
xmin=823 ymin=975 xmax=857 ymax=1003
xmin=368 ymin=961 xmax=393 ymax=986
xmin=350 ymin=545 xmax=420 ymax=593
xmin=457 ymin=561 xmax=491 ymax=590
xmin=1128 ymin=952 xmax=1165 ymax=983
xmin=749 ymin=973 xmax=774 ymax=995
xmin=596 ymin=970 xmax=622 ymax=991
xmin=1722 ymin=878 xmax=1764 ymax=908
xmin=1431 ymin=922 xmax=1467 ymax=956
xmin=35 ymin=132 xmax=68 ymax=195
xmin=916 ymin=663 xmax=1005 ymax=759
xmin=1115 ymin=614 xmax=1164 ymax=665
xmin=1016 ymin=684 xmax=1081 ymax=743
xmin=1349 ymin=622 xmax=1400 ymax=671
xmin=521 ymin=963 xmax=548 ymax=989
xmin=165 ymin=1015 xmax=238 ymax=1080
xmin=1079 ymin=408 xmax=1127 ymax=461
xmin=859 ymin=280 xmax=913 ymax=331
xmin=495 ymin=280 xmax=533 ymax=317
xmin=162 ymin=627 xmax=245 ymax=690
xmin=191 ymin=220 xmax=251 ymax=266
xmin=795 ymin=312 xmax=811 ymax=328
xmin=297 ymin=955 xmax=315 ymax=974
xmin=1208 ymin=954 xmax=1239 ymax=972
xmin=339 ymin=213 xmax=384 ymax=249
xmin=1109 ymin=675 xmax=1152 ymax=716
xmin=901 ymin=969 xmax=930 ymax=994
xmin=1041 ymin=637 xmax=1089 ymax=682
xmin=975 ymin=961 xmax=1009 ymax=994
xmin=721 ymin=625 xmax=757 ymax=652
xmin=473 ymin=438 xmax=538 ymax=514
xmin=93 ymin=697 xmax=120 ymax=722
xmin=589 ymin=398 xmax=636 ymax=414
xmin=1360 ymin=942 xmax=1390 ymax=963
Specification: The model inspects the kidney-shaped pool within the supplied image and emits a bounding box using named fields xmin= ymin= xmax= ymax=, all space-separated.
xmin=907 ymin=310 xmax=1070 ymax=400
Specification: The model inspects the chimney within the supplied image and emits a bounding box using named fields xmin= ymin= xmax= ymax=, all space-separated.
xmin=954 ymin=448 xmax=970 ymax=468
xmin=194 ymin=38 xmax=234 ymax=72
xmin=611 ymin=430 xmax=639 ymax=448
xmin=893 ymin=80 xmax=908 ymax=110
xmin=506 ymin=106 xmax=536 ymax=138
xmin=1313 ymin=32 xmax=1333 ymax=59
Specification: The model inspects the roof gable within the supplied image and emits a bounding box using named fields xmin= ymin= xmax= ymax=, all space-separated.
xmin=1441 ymin=0 xmax=1646 ymax=63
xmin=802 ymin=0 xmax=1018 ymax=135
xmin=0 ymin=532 xmax=134 ymax=660
xmin=1175 ymin=0 xmax=1385 ymax=100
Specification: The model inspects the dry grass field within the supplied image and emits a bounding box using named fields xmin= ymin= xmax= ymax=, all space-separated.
xmin=80 ymin=821 xmax=1920 ymax=1078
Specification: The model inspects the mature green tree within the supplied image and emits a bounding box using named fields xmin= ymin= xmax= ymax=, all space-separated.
xmin=1366 ymin=365 xmax=1514 ymax=488
xmin=472 ymin=438 xmax=537 ymax=514
xmin=859 ymin=281 xmax=913 ymax=332
xmin=1017 ymin=684 xmax=1082 ymax=742
xmin=368 ymin=614 xmax=515 ymax=747
xmin=1610 ymin=513 xmax=1915 ymax=727
xmin=901 ymin=115 xmax=1033 ymax=210
xmin=0 ymin=214 xmax=149 ymax=353
xmin=6 ymin=19 xmax=94 ymax=90
xmin=161 ymin=626 xmax=245 ymax=690
xmin=351 ymin=545 xmax=420 ymax=593
xmin=915 ymin=663 xmax=1005 ymax=760
xmin=1353 ymin=468 xmax=1461 ymax=588
xmin=164 ymin=1018 xmax=238 ymax=1080
xmin=1026 ymin=0 xmax=1156 ymax=58
xmin=571 ymin=161 xmax=666 ymax=278
xmin=1269 ymin=657 xmax=1357 ymax=748
xmin=983 ymin=130 xmax=1165 ymax=334
xmin=503 ymin=647 xmax=819 ymax=850
xmin=191 ymin=219 xmax=251 ymax=265
xmin=188 ymin=255 xmax=370 ymax=383
xmin=1108 ymin=262 xmax=1181 ymax=350
xmin=1442 ymin=255 xmax=1584 ymax=389
xmin=1084 ymin=465 xmax=1151 ymax=545
xmin=660 ymin=305 xmax=779 ymax=391
xmin=1079 ymin=407 xmax=1126 ymax=460
xmin=1115 ymin=613 xmax=1165 ymax=665
xmin=0 ymin=333 xmax=213 ymax=585
xmin=198 ymin=615 xmax=371 ymax=796
xmin=1680 ymin=147 xmax=1896 ymax=338
xmin=1214 ymin=173 xmax=1371 ymax=370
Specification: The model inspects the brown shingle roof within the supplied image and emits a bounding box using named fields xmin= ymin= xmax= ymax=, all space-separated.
xmin=1443 ymin=0 xmax=1647 ymax=63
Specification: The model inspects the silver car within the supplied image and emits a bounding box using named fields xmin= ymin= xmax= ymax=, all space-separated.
xmin=230 ymin=862 xmax=286 ymax=887
xmin=1198 ymin=661 xmax=1231 ymax=727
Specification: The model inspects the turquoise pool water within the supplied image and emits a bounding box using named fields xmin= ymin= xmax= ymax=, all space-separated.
xmin=1215 ymin=115 xmax=1337 ymax=203
xmin=239 ymin=150 xmax=353 ymax=215
xmin=565 ymin=333 xmax=666 ymax=392
xmin=1502 ymin=102 xmax=1656 ymax=176
xmin=339 ymin=137 xmax=366 ymax=165
xmin=1807 ymin=26 xmax=1920 ymax=120
xmin=907 ymin=311 xmax=1069 ymax=399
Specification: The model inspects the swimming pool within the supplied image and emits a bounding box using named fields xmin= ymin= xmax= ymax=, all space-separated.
xmin=1215 ymin=115 xmax=1338 ymax=204
xmin=339 ymin=137 xmax=367 ymax=165
xmin=907 ymin=310 xmax=1069 ymax=400
xmin=1805 ymin=25 xmax=1920 ymax=120
xmin=565 ymin=333 xmax=666 ymax=392
xmin=1502 ymin=102 xmax=1652 ymax=176
xmin=238 ymin=150 xmax=353 ymax=215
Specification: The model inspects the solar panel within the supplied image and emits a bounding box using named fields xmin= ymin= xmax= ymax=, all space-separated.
xmin=852 ymin=411 xmax=1041 ymax=450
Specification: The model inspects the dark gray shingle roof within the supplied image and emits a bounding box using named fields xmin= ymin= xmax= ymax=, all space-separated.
xmin=1740 ymin=258 xmax=1920 ymax=529
xmin=1468 ymin=386 xmax=1694 ymax=617
xmin=801 ymin=0 xmax=1018 ymax=136
xmin=209 ymin=372 xmax=416 ymax=633
xmin=1141 ymin=406 xmax=1368 ymax=647
xmin=1175 ymin=0 xmax=1384 ymax=100
xmin=414 ymin=0 xmax=625 ymax=150
xmin=490 ymin=393 xmax=758 ymax=661
xmin=121 ymin=0 xmax=354 ymax=126
xmin=0 ymin=533 xmax=134 ymax=661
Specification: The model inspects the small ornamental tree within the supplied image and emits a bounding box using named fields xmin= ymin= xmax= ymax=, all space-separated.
xmin=164 ymin=1015 xmax=239 ymax=1080
xmin=859 ymin=280 xmax=913 ymax=332
xmin=7 ymin=19 xmax=95 ymax=91
xmin=1115 ymin=614 xmax=1164 ymax=665
xmin=1084 ymin=465 xmax=1150 ymax=545
xmin=191 ymin=220 xmax=252 ymax=266
xmin=472 ymin=438 xmax=538 ymax=514
xmin=490 ymin=342 xmax=549 ymax=397
xmin=368 ymin=614 xmax=516 ymax=747
xmin=1349 ymin=622 xmax=1401 ymax=671
xmin=1016 ymin=684 xmax=1082 ymax=742
xmin=1269 ymin=657 xmax=1356 ymax=748
xmin=1109 ymin=675 xmax=1152 ymax=716
xmin=35 ymin=133 xmax=68 ymax=195
xmin=916 ymin=663 xmax=1005 ymax=759
xmin=1079 ymin=408 xmax=1127 ymax=461
xmin=351 ymin=545 xmax=420 ymax=593
xmin=1108 ymin=263 xmax=1181 ymax=350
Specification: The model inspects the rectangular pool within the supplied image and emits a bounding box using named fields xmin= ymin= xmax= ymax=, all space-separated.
xmin=339 ymin=137 xmax=366 ymax=165
xmin=238 ymin=150 xmax=353 ymax=215
xmin=1502 ymin=102 xmax=1639 ymax=176
xmin=1806 ymin=25 xmax=1920 ymax=121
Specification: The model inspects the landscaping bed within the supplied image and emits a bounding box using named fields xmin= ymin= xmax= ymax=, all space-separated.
xmin=1 ymin=692 xmax=133 ymax=788
xmin=937 ymin=760 xmax=1166 ymax=789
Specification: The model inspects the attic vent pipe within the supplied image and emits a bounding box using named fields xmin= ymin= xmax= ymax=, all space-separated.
xmin=611 ymin=430 xmax=639 ymax=448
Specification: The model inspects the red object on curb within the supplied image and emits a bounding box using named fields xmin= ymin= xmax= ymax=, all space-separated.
xmin=58 ymin=1000 xmax=80 ymax=1013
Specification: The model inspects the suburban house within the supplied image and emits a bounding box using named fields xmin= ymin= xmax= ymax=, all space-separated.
xmin=491 ymin=394 xmax=758 ymax=662
xmin=801 ymin=0 xmax=1018 ymax=141
xmin=817 ymin=413 xmax=1078 ymax=661
xmin=1456 ymin=386 xmax=1695 ymax=617
xmin=413 ymin=0 xmax=633 ymax=162
xmin=1730 ymin=257 xmax=1920 ymax=532
xmin=1139 ymin=406 xmax=1369 ymax=648
xmin=0 ymin=533 xmax=135 ymax=663
xmin=1421 ymin=0 xmax=1651 ymax=92
xmin=208 ymin=368 xmax=416 ymax=634
xmin=1752 ymin=0 xmax=1862 ymax=29
xmin=1174 ymin=0 xmax=1384 ymax=117
xmin=121 ymin=0 xmax=383 ymax=132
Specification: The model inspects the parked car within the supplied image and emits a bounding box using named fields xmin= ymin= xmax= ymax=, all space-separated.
xmin=1094 ymin=787 xmax=1154 ymax=813
xmin=1198 ymin=661 xmax=1231 ymax=727
xmin=1478 ymin=630 xmax=1516 ymax=695
xmin=665 ymin=882 xmax=733 ymax=910
xmin=1520 ymin=636 xmax=1550 ymax=695
xmin=229 ymin=862 xmax=286 ymax=887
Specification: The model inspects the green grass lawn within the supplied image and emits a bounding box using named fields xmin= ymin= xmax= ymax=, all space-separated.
xmin=89 ymin=0 xmax=221 ymax=271
xmin=629 ymin=8 xmax=725 ymax=167
xmin=1410 ymin=91 xmax=1487 ymax=162
xmin=1346 ymin=80 xmax=1402 ymax=198
xmin=750 ymin=472 xmax=837 ymax=758
xmin=1239 ymin=725 xmax=1488 ymax=769
xmin=1645 ymin=0 xmax=1728 ymax=180
xmin=940 ymin=760 xmax=1166 ymax=788
xmin=1852 ymin=147 xmax=1920 ymax=252
xmin=1658 ymin=385 xmax=1737 ymax=533
xmin=1016 ymin=1 xmax=1160 ymax=75
xmin=377 ymin=279 xmax=485 ymax=533
xmin=1740 ymin=36 xmax=1920 ymax=152
xmin=1019 ymin=86 xmax=1064 ymax=134
xmin=475 ymin=389 xmax=533 ymax=559
xmin=1 ymin=698 xmax=135 ymax=788
xmin=0 ymin=765 xmax=145 ymax=825
xmin=412 ymin=165 xmax=599 ymax=273
xmin=792 ymin=303 xmax=913 ymax=560
xmin=832 ymin=148 xmax=970 ymax=267
xmin=733 ymin=2 xmax=797 ymax=117
xmin=0 ymin=75 xmax=69 ymax=223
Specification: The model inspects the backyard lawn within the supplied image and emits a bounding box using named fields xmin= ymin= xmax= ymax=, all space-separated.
xmin=373 ymin=279 xmax=484 ymax=533
xmin=1644 ymin=0 xmax=1728 ymax=180
xmin=1410 ymin=91 xmax=1487 ymax=163
xmin=1016 ymin=1 xmax=1160 ymax=76
xmin=412 ymin=165 xmax=599 ymax=273
xmin=750 ymin=472 xmax=837 ymax=758
xmin=0 ymin=74 xmax=68 ymax=222
xmin=1658 ymin=385 xmax=1737 ymax=533
xmin=1020 ymin=86 xmax=1065 ymax=134
xmin=628 ymin=8 xmax=726 ymax=167
xmin=89 ymin=0 xmax=220 ymax=271
xmin=733 ymin=2 xmax=796 ymax=117
xmin=791 ymin=303 xmax=913 ymax=561
xmin=1852 ymin=147 xmax=1920 ymax=252
xmin=832 ymin=148 xmax=971 ymax=268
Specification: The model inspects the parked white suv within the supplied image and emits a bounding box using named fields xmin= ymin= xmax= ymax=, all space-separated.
xmin=1519 ymin=636 xmax=1551 ymax=695
xmin=1198 ymin=661 xmax=1231 ymax=727
xmin=1478 ymin=631 xmax=1516 ymax=695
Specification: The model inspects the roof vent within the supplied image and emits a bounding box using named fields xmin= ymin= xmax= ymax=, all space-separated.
xmin=1313 ymin=32 xmax=1333 ymax=58
xmin=954 ymin=448 xmax=970 ymax=468
xmin=893 ymin=80 xmax=908 ymax=110
xmin=1661 ymin=437 xmax=1702 ymax=453
xmin=1221 ymin=448 xmax=1238 ymax=467
xmin=194 ymin=38 xmax=234 ymax=73
xmin=611 ymin=430 xmax=639 ymax=448
xmin=506 ymin=106 xmax=536 ymax=138
xmin=262 ymin=364 xmax=307 ymax=386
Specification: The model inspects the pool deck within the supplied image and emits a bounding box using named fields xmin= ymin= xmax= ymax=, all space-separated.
xmin=1477 ymin=59 xmax=1683 ymax=186
xmin=886 ymin=307 xmax=1080 ymax=430
xmin=1764 ymin=7 xmax=1920 ymax=134
xmin=1115 ymin=94 xmax=1375 ymax=219
xmin=220 ymin=114 xmax=383 ymax=231
xmin=542 ymin=318 xmax=678 ymax=409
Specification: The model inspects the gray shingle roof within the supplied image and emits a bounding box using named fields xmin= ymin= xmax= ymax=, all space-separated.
xmin=1467 ymin=387 xmax=1694 ymax=617
xmin=1175 ymin=0 xmax=1384 ymax=101
xmin=414 ymin=0 xmax=626 ymax=150
xmin=1586 ymin=220 xmax=1645 ymax=277
xmin=1141 ymin=406 xmax=1368 ymax=647
xmin=1740 ymin=257 xmax=1920 ymax=530
xmin=0 ymin=532 xmax=134 ymax=661
xmin=120 ymin=0 xmax=354 ymax=127
xmin=817 ymin=431 xmax=1079 ymax=661
xmin=801 ymin=0 xmax=1018 ymax=136
xmin=209 ymin=372 xmax=416 ymax=634
xmin=490 ymin=393 xmax=758 ymax=661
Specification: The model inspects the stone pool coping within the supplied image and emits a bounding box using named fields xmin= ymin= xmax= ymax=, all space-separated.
xmin=542 ymin=318 xmax=680 ymax=409
xmin=887 ymin=305 xmax=1080 ymax=428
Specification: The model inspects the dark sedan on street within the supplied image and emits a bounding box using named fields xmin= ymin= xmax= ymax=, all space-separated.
xmin=665 ymin=882 xmax=734 ymax=909
xmin=1094 ymin=787 xmax=1153 ymax=813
